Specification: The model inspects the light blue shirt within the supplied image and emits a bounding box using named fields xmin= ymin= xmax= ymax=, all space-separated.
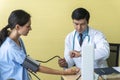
xmin=78 ymin=27 xmax=88 ymax=42
xmin=0 ymin=37 xmax=30 ymax=80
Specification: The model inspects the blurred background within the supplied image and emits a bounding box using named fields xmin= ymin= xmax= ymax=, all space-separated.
xmin=0 ymin=0 xmax=120 ymax=80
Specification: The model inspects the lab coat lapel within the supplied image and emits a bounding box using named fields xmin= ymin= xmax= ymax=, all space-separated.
xmin=74 ymin=35 xmax=81 ymax=51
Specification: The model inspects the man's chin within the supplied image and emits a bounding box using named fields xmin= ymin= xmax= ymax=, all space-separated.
xmin=77 ymin=31 xmax=82 ymax=33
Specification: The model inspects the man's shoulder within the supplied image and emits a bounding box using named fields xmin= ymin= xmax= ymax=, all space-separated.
xmin=89 ymin=27 xmax=103 ymax=35
xmin=89 ymin=27 xmax=106 ymax=40
xmin=66 ymin=30 xmax=76 ymax=38
xmin=64 ymin=31 xmax=76 ymax=42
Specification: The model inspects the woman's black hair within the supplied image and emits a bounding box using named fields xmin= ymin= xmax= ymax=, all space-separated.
xmin=0 ymin=9 xmax=31 ymax=46
xmin=71 ymin=7 xmax=90 ymax=22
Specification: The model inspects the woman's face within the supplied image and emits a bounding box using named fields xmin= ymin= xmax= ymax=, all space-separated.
xmin=18 ymin=19 xmax=32 ymax=36
xmin=73 ymin=18 xmax=88 ymax=33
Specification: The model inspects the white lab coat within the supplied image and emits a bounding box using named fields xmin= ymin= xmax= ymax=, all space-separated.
xmin=64 ymin=27 xmax=110 ymax=69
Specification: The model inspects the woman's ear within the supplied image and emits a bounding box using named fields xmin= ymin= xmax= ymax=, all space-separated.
xmin=15 ymin=24 xmax=20 ymax=30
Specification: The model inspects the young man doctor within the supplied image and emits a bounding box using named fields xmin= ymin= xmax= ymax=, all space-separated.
xmin=58 ymin=7 xmax=110 ymax=69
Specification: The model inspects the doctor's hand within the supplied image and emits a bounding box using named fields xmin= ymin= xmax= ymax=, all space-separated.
xmin=58 ymin=58 xmax=68 ymax=68
xmin=70 ymin=50 xmax=81 ymax=58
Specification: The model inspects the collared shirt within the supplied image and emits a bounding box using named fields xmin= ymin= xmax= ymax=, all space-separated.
xmin=78 ymin=27 xmax=88 ymax=42
xmin=64 ymin=26 xmax=110 ymax=69
xmin=0 ymin=37 xmax=30 ymax=80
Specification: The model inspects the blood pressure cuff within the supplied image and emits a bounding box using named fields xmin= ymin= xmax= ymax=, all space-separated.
xmin=22 ymin=56 xmax=40 ymax=73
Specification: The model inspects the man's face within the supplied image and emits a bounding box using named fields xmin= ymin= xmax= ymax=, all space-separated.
xmin=73 ymin=19 xmax=88 ymax=33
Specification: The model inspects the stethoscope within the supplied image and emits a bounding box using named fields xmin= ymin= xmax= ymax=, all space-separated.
xmin=72 ymin=27 xmax=90 ymax=50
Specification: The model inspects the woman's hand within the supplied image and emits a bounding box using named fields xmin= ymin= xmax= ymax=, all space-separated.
xmin=63 ymin=67 xmax=80 ymax=75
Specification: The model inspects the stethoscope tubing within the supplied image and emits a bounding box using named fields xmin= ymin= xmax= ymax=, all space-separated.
xmin=72 ymin=28 xmax=90 ymax=50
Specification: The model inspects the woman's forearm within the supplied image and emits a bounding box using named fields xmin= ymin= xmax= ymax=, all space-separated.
xmin=38 ymin=65 xmax=63 ymax=75
xmin=38 ymin=65 xmax=79 ymax=75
